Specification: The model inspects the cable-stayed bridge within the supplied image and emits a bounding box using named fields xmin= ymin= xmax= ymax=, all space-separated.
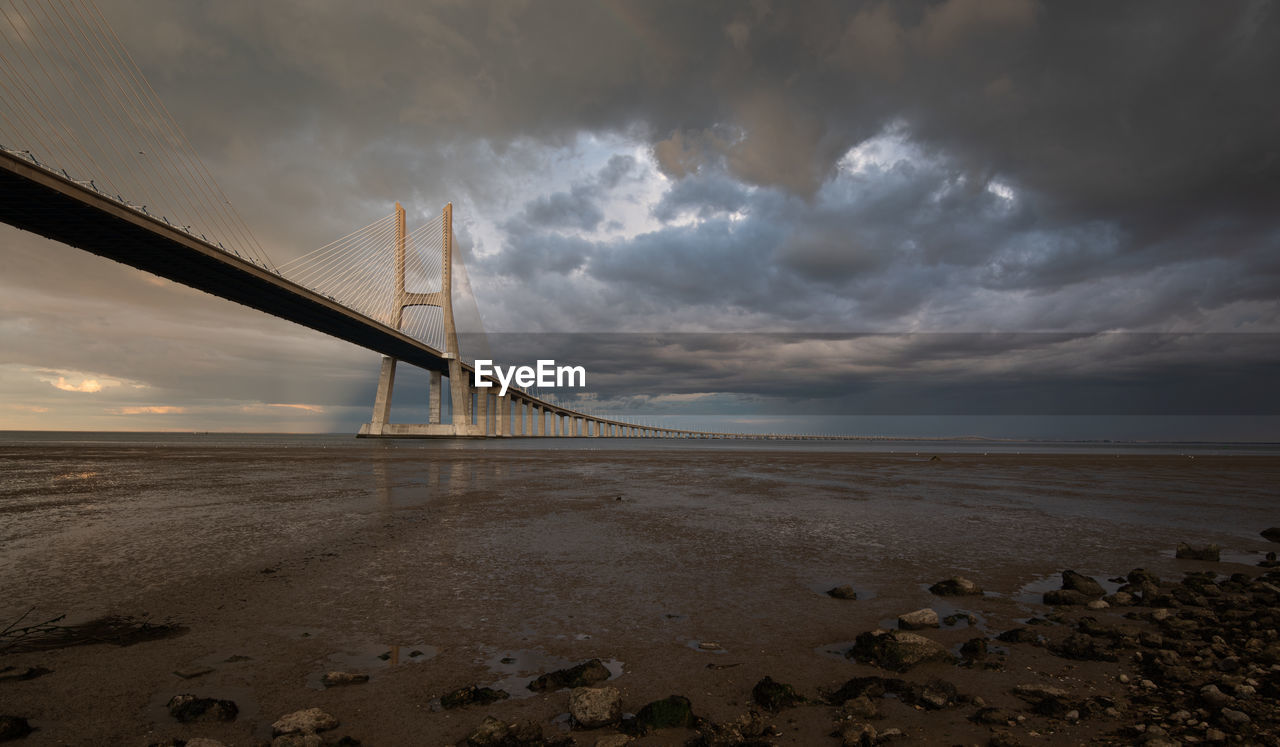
xmin=0 ymin=0 xmax=836 ymax=440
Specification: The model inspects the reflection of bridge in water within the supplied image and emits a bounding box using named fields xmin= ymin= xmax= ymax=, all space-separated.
xmin=0 ymin=1 xmax=842 ymax=440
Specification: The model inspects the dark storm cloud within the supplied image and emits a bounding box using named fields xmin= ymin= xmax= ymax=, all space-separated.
xmin=485 ymin=332 xmax=1280 ymax=415
xmin=101 ymin=0 xmax=1280 ymax=305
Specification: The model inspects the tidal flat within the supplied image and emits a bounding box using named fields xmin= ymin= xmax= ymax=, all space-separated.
xmin=1 ymin=436 xmax=1278 ymax=744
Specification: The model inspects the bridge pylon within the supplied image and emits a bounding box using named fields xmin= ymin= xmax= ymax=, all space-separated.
xmin=358 ymin=202 xmax=481 ymax=437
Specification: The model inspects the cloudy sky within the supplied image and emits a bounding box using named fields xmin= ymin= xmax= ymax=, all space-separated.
xmin=1 ymin=0 xmax=1278 ymax=438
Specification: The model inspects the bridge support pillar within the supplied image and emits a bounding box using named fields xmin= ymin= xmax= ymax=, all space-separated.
xmin=429 ymin=371 xmax=442 ymax=424
xmin=496 ymin=394 xmax=507 ymax=436
xmin=478 ymin=388 xmax=490 ymax=435
xmin=448 ymin=359 xmax=471 ymax=430
xmin=369 ymin=356 xmax=397 ymax=433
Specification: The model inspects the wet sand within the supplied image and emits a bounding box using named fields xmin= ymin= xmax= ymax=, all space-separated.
xmin=1 ymin=443 xmax=1278 ymax=744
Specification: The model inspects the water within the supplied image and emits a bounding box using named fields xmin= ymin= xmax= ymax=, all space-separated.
xmin=2 ymin=430 xmax=1278 ymax=454
xmin=3 ymin=432 xmax=1276 ymax=622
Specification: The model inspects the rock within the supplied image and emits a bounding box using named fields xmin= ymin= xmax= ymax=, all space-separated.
xmin=1176 ymin=543 xmax=1221 ymax=561
xmin=751 ymin=676 xmax=804 ymax=711
xmin=465 ymin=717 xmax=508 ymax=746
xmin=633 ymin=695 xmax=695 ymax=731
xmin=960 ymin=638 xmax=988 ymax=659
xmin=1012 ymin=683 xmax=1069 ymax=701
xmin=911 ymin=679 xmax=957 ymax=710
xmin=528 ymin=659 xmax=611 ymax=692
xmin=1086 ymin=599 xmax=1110 ymax=610
xmin=463 ymin=716 xmax=545 ymax=746
xmin=971 ymin=707 xmax=1016 ymax=725
xmin=1200 ymin=684 xmax=1231 ymax=708
xmin=166 ymin=694 xmax=238 ymax=723
xmin=271 ymin=707 xmax=339 ymax=736
xmin=570 ymin=686 xmax=622 ymax=729
xmin=928 ymin=576 xmax=983 ymax=596
xmin=1205 ymin=727 xmax=1227 ymax=741
xmin=696 ymin=711 xmax=771 ymax=744
xmin=173 ymin=666 xmax=215 ymax=680
xmin=1108 ymin=591 xmax=1135 ymax=606
xmin=897 ymin=608 xmax=940 ymax=630
xmin=839 ymin=722 xmax=876 ymax=747
xmin=321 ymin=671 xmax=369 ymax=687
xmin=996 ymin=627 xmax=1038 ymax=644
xmin=942 ymin=612 xmax=977 ymax=626
xmin=1042 ymin=589 xmax=1092 ymax=606
xmin=847 ymin=629 xmax=954 ymax=672
xmin=1061 ymin=570 xmax=1106 ymax=597
xmin=828 ymin=676 xmax=904 ymax=704
xmin=1051 ymin=633 xmax=1118 ymax=662
xmin=272 ymin=736 xmax=322 ymax=747
xmin=0 ymin=716 xmax=33 ymax=741
xmin=1261 ymin=527 xmax=1280 ymax=543
xmin=594 ymin=736 xmax=632 ymax=747
xmin=843 ymin=695 xmax=879 ymax=719
xmin=827 ymin=585 xmax=858 ymax=600
xmin=441 ymin=685 xmax=509 ymax=709
xmin=185 ymin=740 xmax=229 ymax=747
xmin=1219 ymin=707 xmax=1250 ymax=728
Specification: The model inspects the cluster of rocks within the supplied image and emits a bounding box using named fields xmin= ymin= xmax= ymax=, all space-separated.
xmin=971 ymin=562 xmax=1280 ymax=744
xmin=460 ymin=689 xmax=774 ymax=747
xmin=143 ymin=704 xmax=351 ymax=747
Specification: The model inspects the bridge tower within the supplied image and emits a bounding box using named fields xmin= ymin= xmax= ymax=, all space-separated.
xmin=359 ymin=203 xmax=478 ymax=437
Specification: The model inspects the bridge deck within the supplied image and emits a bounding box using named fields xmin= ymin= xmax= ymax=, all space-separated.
xmin=0 ymin=149 xmax=452 ymax=375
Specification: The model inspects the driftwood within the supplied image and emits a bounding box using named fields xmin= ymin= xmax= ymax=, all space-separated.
xmin=1 ymin=606 xmax=185 ymax=653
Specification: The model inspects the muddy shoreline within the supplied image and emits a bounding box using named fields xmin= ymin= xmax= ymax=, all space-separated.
xmin=1 ymin=447 xmax=1278 ymax=744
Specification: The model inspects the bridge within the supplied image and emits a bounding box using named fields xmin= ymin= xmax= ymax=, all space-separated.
xmin=0 ymin=0 xmax=840 ymax=440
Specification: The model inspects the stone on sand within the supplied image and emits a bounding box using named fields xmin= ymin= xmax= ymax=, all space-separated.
xmin=570 ymin=686 xmax=622 ymax=729
xmin=271 ymin=707 xmax=338 ymax=736
xmin=1175 ymin=542 xmax=1220 ymax=561
xmin=928 ymin=576 xmax=983 ymax=596
xmin=827 ymin=585 xmax=858 ymax=600
xmin=166 ymin=694 xmax=238 ymax=723
xmin=896 ymin=608 xmax=940 ymax=630
xmin=847 ymin=629 xmax=953 ymax=672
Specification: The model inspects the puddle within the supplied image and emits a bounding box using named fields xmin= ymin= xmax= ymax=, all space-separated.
xmin=480 ymin=649 xmax=624 ymax=699
xmin=815 ymin=640 xmax=857 ymax=661
xmin=305 ymin=642 xmax=438 ymax=690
